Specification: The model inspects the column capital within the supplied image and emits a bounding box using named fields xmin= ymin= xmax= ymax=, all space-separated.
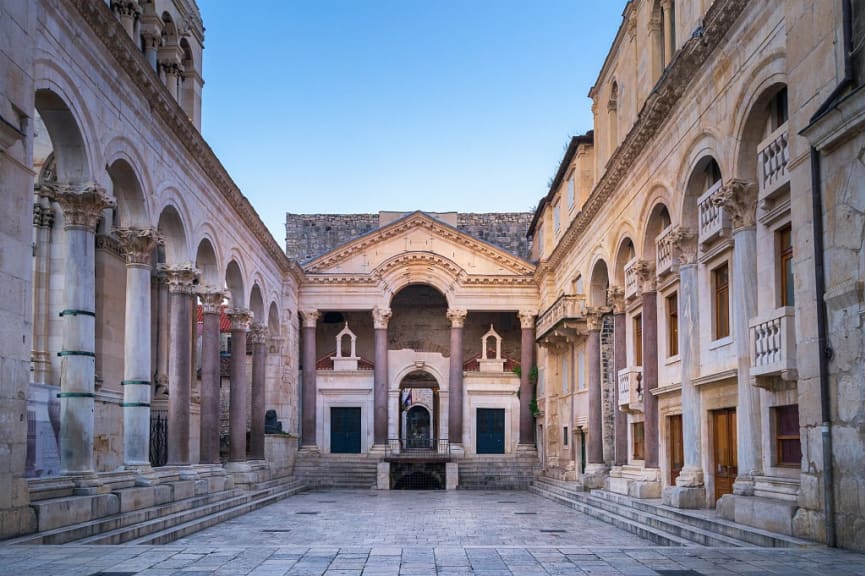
xmin=669 ymin=226 xmax=697 ymax=266
xmin=372 ymin=306 xmax=392 ymax=329
xmin=197 ymin=288 xmax=225 ymax=314
xmin=447 ymin=308 xmax=468 ymax=328
xmin=713 ymin=179 xmax=757 ymax=230
xmin=115 ymin=227 xmax=162 ymax=267
xmin=518 ymin=310 xmax=537 ymax=329
xmin=50 ymin=183 xmax=115 ymax=231
xmin=634 ymin=259 xmax=656 ymax=293
xmin=300 ymin=309 xmax=319 ymax=328
xmin=111 ymin=0 xmax=141 ymax=18
xmin=607 ymin=286 xmax=625 ymax=313
xmin=250 ymin=323 xmax=268 ymax=344
xmin=227 ymin=308 xmax=253 ymax=331
xmin=161 ymin=263 xmax=199 ymax=294
xmin=586 ymin=309 xmax=604 ymax=332
xmin=660 ymin=0 xmax=673 ymax=11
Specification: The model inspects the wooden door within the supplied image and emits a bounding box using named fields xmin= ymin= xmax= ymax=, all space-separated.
xmin=712 ymin=408 xmax=737 ymax=502
xmin=669 ymin=414 xmax=683 ymax=485
xmin=330 ymin=407 xmax=362 ymax=454
xmin=476 ymin=408 xmax=505 ymax=454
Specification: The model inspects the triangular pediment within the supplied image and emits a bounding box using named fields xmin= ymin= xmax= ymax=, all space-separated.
xmin=303 ymin=211 xmax=534 ymax=277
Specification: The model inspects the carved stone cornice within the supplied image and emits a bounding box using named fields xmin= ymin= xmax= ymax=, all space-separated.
xmin=544 ymin=0 xmax=749 ymax=271
xmin=115 ymin=227 xmax=162 ymax=267
xmin=372 ymin=306 xmax=392 ymax=330
xmin=300 ymin=309 xmax=320 ymax=328
xmin=161 ymin=263 xmax=199 ymax=295
xmin=713 ymin=179 xmax=757 ymax=230
xmin=250 ymin=323 xmax=268 ymax=345
xmin=197 ymin=288 xmax=225 ymax=315
xmin=518 ymin=310 xmax=537 ymax=329
xmin=607 ymin=286 xmax=625 ymax=314
xmin=227 ymin=308 xmax=253 ymax=332
xmin=447 ymin=308 xmax=468 ymax=328
xmin=50 ymin=184 xmax=115 ymax=231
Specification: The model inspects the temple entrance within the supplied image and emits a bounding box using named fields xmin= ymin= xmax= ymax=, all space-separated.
xmin=399 ymin=371 xmax=440 ymax=450
xmin=330 ymin=407 xmax=362 ymax=454
xmin=476 ymin=408 xmax=505 ymax=454
xmin=406 ymin=406 xmax=432 ymax=448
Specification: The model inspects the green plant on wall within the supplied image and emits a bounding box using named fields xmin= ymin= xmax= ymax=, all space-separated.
xmin=514 ymin=365 xmax=541 ymax=417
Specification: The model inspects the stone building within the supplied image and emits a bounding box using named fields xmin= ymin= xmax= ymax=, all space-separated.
xmin=529 ymin=0 xmax=865 ymax=551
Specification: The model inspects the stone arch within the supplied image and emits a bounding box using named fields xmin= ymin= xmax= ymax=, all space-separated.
xmin=194 ymin=238 xmax=220 ymax=288
xmin=106 ymin=158 xmax=148 ymax=227
xmin=249 ymin=282 xmax=265 ymax=325
xmin=394 ymin=366 xmax=446 ymax=392
xmin=225 ymin=259 xmax=246 ymax=309
xmin=613 ymin=235 xmax=636 ymax=288
xmin=34 ymin=89 xmax=92 ymax=185
xmin=589 ymin=259 xmax=610 ymax=308
xmin=156 ymin=203 xmax=189 ymax=265
xmin=267 ymin=301 xmax=280 ymax=336
xmin=640 ymin=200 xmax=673 ymax=265
xmin=637 ymin=185 xmax=673 ymax=256
xmin=681 ymin=154 xmax=723 ymax=233
xmin=376 ymin=252 xmax=460 ymax=309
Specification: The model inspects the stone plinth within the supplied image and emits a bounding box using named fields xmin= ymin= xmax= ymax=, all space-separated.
xmin=377 ymin=461 xmax=390 ymax=490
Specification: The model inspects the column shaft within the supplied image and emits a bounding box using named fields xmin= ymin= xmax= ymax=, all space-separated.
xmin=301 ymin=315 xmax=318 ymax=447
xmin=228 ymin=309 xmax=252 ymax=462
xmin=613 ymin=312 xmax=628 ymax=466
xmin=448 ymin=316 xmax=465 ymax=443
xmin=198 ymin=293 xmax=222 ymax=464
xmin=249 ymin=326 xmax=267 ymax=460
xmin=519 ymin=324 xmax=535 ymax=444
xmin=587 ymin=328 xmax=604 ymax=464
xmin=374 ymin=327 xmax=388 ymax=443
xmin=642 ymin=290 xmax=659 ymax=468
xmin=122 ymin=266 xmax=152 ymax=465
xmin=678 ymin=263 xmax=703 ymax=483
xmin=167 ymin=288 xmax=192 ymax=465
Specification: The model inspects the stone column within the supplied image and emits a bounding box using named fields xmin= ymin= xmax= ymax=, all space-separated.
xmin=115 ymin=228 xmax=161 ymax=468
xmin=249 ymin=323 xmax=268 ymax=461
xmin=610 ymin=288 xmax=628 ymax=467
xmin=637 ymin=263 xmax=660 ymax=469
xmin=198 ymin=289 xmax=223 ymax=465
xmin=447 ymin=308 xmax=467 ymax=445
xmin=661 ymin=0 xmax=674 ymax=66
xmin=160 ymin=60 xmax=181 ymax=101
xmin=584 ymin=312 xmax=608 ymax=487
xmin=518 ymin=310 xmax=536 ymax=446
xmin=110 ymin=1 xmax=141 ymax=40
xmin=164 ymin=264 xmax=198 ymax=466
xmin=227 ymin=308 xmax=253 ymax=461
xmin=372 ymin=307 xmax=392 ymax=446
xmin=31 ymin=188 xmax=54 ymax=385
xmin=300 ymin=310 xmax=319 ymax=448
xmin=717 ymin=180 xmax=762 ymax=495
xmin=140 ymin=29 xmax=160 ymax=71
xmin=53 ymin=185 xmax=114 ymax=474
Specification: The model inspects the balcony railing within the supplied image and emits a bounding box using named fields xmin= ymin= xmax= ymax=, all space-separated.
xmin=617 ymin=366 xmax=643 ymax=412
xmin=697 ymin=180 xmax=729 ymax=248
xmin=624 ymin=257 xmax=640 ymax=301
xmin=385 ymin=438 xmax=451 ymax=460
xmin=749 ymin=307 xmax=797 ymax=383
xmin=757 ymin=123 xmax=789 ymax=203
xmin=656 ymin=224 xmax=678 ymax=278
xmin=536 ymin=293 xmax=586 ymax=339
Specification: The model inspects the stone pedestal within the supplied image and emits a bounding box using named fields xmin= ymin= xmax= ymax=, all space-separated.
xmin=582 ymin=463 xmax=608 ymax=490
xmin=446 ymin=462 xmax=459 ymax=490
xmin=377 ymin=461 xmax=390 ymax=490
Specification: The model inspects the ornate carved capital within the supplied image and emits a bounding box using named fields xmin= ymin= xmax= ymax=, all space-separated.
xmin=633 ymin=259 xmax=656 ymax=293
xmin=518 ymin=310 xmax=537 ymax=329
xmin=250 ymin=323 xmax=268 ymax=345
xmin=197 ymin=288 xmax=225 ymax=315
xmin=300 ymin=309 xmax=320 ymax=328
xmin=50 ymin=183 xmax=115 ymax=231
xmin=227 ymin=308 xmax=253 ymax=332
xmin=669 ymin=227 xmax=697 ymax=266
xmin=115 ymin=227 xmax=162 ymax=267
xmin=447 ymin=308 xmax=468 ymax=328
xmin=607 ymin=286 xmax=625 ymax=314
xmin=713 ymin=179 xmax=757 ymax=230
xmin=161 ymin=263 xmax=199 ymax=295
xmin=372 ymin=306 xmax=392 ymax=330
xmin=586 ymin=310 xmax=604 ymax=332
xmin=111 ymin=0 xmax=141 ymax=18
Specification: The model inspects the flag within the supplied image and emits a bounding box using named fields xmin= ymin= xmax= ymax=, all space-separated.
xmin=402 ymin=388 xmax=412 ymax=409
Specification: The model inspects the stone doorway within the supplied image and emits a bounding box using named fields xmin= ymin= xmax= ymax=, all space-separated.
xmin=712 ymin=407 xmax=737 ymax=502
xmin=399 ymin=371 xmax=440 ymax=448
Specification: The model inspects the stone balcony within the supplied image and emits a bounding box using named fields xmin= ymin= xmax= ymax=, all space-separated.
xmin=757 ymin=123 xmax=789 ymax=205
xmin=536 ymin=294 xmax=586 ymax=344
xmin=617 ymin=366 xmax=643 ymax=412
xmin=655 ymin=224 xmax=678 ymax=278
xmin=698 ymin=180 xmax=730 ymax=248
xmin=624 ymin=258 xmax=640 ymax=301
xmin=749 ymin=306 xmax=797 ymax=384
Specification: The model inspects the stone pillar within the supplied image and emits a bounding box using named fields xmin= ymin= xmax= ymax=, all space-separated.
xmin=164 ymin=264 xmax=198 ymax=466
xmin=717 ymin=180 xmax=762 ymax=495
xmin=249 ymin=323 xmax=268 ymax=461
xmin=53 ymin=185 xmax=114 ymax=475
xmin=31 ymin=188 xmax=54 ymax=385
xmin=372 ymin=307 xmax=392 ymax=445
xmin=115 ymin=228 xmax=160 ymax=468
xmin=227 ymin=308 xmax=253 ymax=462
xmin=160 ymin=60 xmax=181 ymax=101
xmin=300 ymin=310 xmax=319 ymax=447
xmin=584 ymin=312 xmax=608 ymax=487
xmin=111 ymin=1 xmax=141 ymax=40
xmin=638 ymin=265 xmax=660 ymax=469
xmin=155 ymin=270 xmax=170 ymax=396
xmin=198 ymin=289 xmax=223 ymax=465
xmin=447 ymin=308 xmax=467 ymax=445
xmin=518 ymin=310 xmax=536 ymax=446
xmin=610 ymin=288 xmax=628 ymax=467
xmin=140 ymin=29 xmax=160 ymax=71
xmin=661 ymin=0 xmax=674 ymax=66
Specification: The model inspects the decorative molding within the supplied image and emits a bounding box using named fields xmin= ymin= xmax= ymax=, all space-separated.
xmin=300 ymin=309 xmax=320 ymax=328
xmin=161 ymin=263 xmax=199 ymax=295
xmin=713 ymin=179 xmax=757 ymax=230
xmin=607 ymin=286 xmax=625 ymax=314
xmin=95 ymin=233 xmax=124 ymax=257
xmin=669 ymin=227 xmax=697 ymax=266
xmin=197 ymin=288 xmax=224 ymax=314
xmin=114 ymin=227 xmax=162 ymax=266
xmin=49 ymin=183 xmax=115 ymax=231
xmin=227 ymin=308 xmax=253 ymax=332
xmin=250 ymin=323 xmax=268 ymax=345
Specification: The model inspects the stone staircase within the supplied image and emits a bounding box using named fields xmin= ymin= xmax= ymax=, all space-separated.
xmin=458 ymin=454 xmax=541 ymax=490
xmin=293 ymin=452 xmax=378 ymax=489
xmin=529 ymin=476 xmax=814 ymax=548
xmin=3 ymin=473 xmax=306 ymax=546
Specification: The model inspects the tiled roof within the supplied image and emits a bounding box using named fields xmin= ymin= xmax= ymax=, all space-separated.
xmin=196 ymin=305 xmax=232 ymax=332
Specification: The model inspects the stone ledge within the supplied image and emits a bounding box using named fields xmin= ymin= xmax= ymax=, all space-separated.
xmin=717 ymin=493 xmax=798 ymax=536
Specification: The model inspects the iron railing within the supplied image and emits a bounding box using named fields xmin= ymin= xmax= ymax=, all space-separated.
xmin=149 ymin=411 xmax=167 ymax=467
xmin=385 ymin=438 xmax=450 ymax=459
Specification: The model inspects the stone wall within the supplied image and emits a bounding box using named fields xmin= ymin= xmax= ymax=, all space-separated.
xmin=286 ymin=212 xmax=533 ymax=263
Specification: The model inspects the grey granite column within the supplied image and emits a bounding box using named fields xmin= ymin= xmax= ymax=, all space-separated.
xmin=198 ymin=289 xmax=223 ymax=464
xmin=301 ymin=310 xmax=319 ymax=447
xmin=447 ymin=308 xmax=467 ymax=445
xmin=249 ymin=323 xmax=267 ymax=461
xmin=610 ymin=288 xmax=628 ymax=467
xmin=518 ymin=310 xmax=536 ymax=445
xmin=116 ymin=228 xmax=160 ymax=468
xmin=638 ymin=268 xmax=660 ymax=469
xmin=373 ymin=307 xmax=392 ymax=446
xmin=53 ymin=185 xmax=114 ymax=474
xmin=228 ymin=308 xmax=253 ymax=461
xmin=584 ymin=312 xmax=608 ymax=488
xmin=165 ymin=265 xmax=198 ymax=466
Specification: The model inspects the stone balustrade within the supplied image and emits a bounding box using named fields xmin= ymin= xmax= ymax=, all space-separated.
xmin=617 ymin=366 xmax=643 ymax=412
xmin=624 ymin=258 xmax=639 ymax=300
xmin=536 ymin=294 xmax=586 ymax=339
xmin=757 ymin=123 xmax=789 ymax=203
xmin=697 ymin=180 xmax=729 ymax=247
xmin=655 ymin=224 xmax=678 ymax=278
xmin=749 ymin=306 xmax=797 ymax=383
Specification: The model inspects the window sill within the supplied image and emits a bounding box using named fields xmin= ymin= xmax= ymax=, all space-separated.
xmin=664 ymin=354 xmax=681 ymax=366
xmin=708 ymin=336 xmax=733 ymax=351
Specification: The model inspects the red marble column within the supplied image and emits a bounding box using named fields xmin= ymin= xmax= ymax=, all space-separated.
xmin=612 ymin=289 xmax=628 ymax=467
xmin=249 ymin=324 xmax=268 ymax=460
xmin=447 ymin=308 xmax=467 ymax=444
xmin=372 ymin=307 xmax=391 ymax=445
xmin=198 ymin=290 xmax=223 ymax=465
xmin=641 ymin=288 xmax=660 ymax=469
xmin=301 ymin=310 xmax=319 ymax=447
xmin=228 ymin=308 xmax=252 ymax=462
xmin=165 ymin=265 xmax=199 ymax=466
xmin=519 ymin=310 xmax=536 ymax=445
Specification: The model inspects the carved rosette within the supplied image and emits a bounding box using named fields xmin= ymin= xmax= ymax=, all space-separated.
xmin=607 ymin=286 xmax=625 ymax=314
xmin=372 ymin=306 xmax=392 ymax=330
xmin=518 ymin=310 xmax=537 ymax=329
xmin=162 ymin=263 xmax=199 ymax=295
xmin=713 ymin=179 xmax=757 ymax=230
xmin=670 ymin=227 xmax=697 ymax=266
xmin=197 ymin=288 xmax=225 ymax=315
xmin=50 ymin=184 xmax=115 ymax=231
xmin=227 ymin=308 xmax=253 ymax=332
xmin=115 ymin=227 xmax=162 ymax=267
xmin=250 ymin=323 xmax=268 ymax=345
xmin=300 ymin=309 xmax=319 ymax=329
xmin=446 ymin=308 xmax=467 ymax=328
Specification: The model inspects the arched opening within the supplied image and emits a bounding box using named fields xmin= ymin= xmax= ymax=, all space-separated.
xmin=614 ymin=237 xmax=636 ymax=288
xmin=194 ymin=238 xmax=219 ymax=288
xmin=107 ymin=159 xmax=146 ymax=227
xmin=399 ymin=370 xmax=440 ymax=451
xmin=389 ymin=284 xmax=449 ymax=353
xmin=249 ymin=283 xmax=265 ymax=326
xmin=682 ymin=156 xmax=723 ymax=244
xmin=157 ymin=205 xmax=188 ymax=265
xmin=225 ymin=260 xmax=245 ymax=309
xmin=736 ymin=83 xmax=788 ymax=209
xmin=589 ymin=260 xmax=610 ymax=308
xmin=642 ymin=203 xmax=671 ymax=266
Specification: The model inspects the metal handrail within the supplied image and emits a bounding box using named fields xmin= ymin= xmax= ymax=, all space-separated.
xmin=385 ymin=438 xmax=450 ymax=459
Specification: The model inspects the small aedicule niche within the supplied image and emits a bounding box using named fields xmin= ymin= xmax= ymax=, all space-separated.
xmin=479 ymin=324 xmax=505 ymax=373
xmin=331 ymin=322 xmax=359 ymax=371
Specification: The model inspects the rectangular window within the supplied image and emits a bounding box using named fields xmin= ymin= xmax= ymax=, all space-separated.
xmin=778 ymin=225 xmax=794 ymax=307
xmin=632 ymin=422 xmax=645 ymax=460
xmin=561 ymin=356 xmax=569 ymax=394
xmin=563 ymin=426 xmax=569 ymax=446
xmin=667 ymin=292 xmax=678 ymax=357
xmin=553 ymin=203 xmax=561 ymax=234
xmin=577 ymin=350 xmax=586 ymax=390
xmin=634 ymin=314 xmax=643 ymax=366
xmin=567 ymin=175 xmax=575 ymax=209
xmin=774 ymin=404 xmax=801 ymax=467
xmin=713 ymin=263 xmax=730 ymax=339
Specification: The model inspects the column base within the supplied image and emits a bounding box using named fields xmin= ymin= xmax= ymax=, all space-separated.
xmin=605 ymin=465 xmax=661 ymax=498
xmin=733 ymin=475 xmax=757 ymax=496
xmin=662 ymin=485 xmax=706 ymax=509
xmin=71 ymin=473 xmax=105 ymax=496
xmin=125 ymin=464 xmax=161 ymax=487
xmin=581 ymin=463 xmax=608 ymax=489
xmin=225 ymin=460 xmax=270 ymax=489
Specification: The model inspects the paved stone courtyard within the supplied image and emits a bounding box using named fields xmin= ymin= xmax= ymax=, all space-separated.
xmin=2 ymin=490 xmax=865 ymax=575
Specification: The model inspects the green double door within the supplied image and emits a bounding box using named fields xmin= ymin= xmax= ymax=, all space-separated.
xmin=330 ymin=407 xmax=361 ymax=454
xmin=476 ymin=408 xmax=505 ymax=454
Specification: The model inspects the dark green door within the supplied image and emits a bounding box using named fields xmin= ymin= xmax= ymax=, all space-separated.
xmin=331 ymin=407 xmax=362 ymax=453
xmin=476 ymin=408 xmax=505 ymax=454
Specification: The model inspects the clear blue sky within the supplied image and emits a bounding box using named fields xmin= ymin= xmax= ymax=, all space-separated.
xmin=199 ymin=2 xmax=625 ymax=244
